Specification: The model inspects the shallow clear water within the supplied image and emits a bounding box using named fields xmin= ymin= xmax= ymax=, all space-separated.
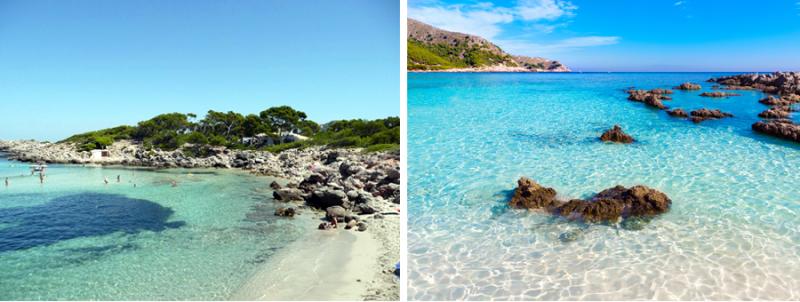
xmin=0 ymin=156 xmax=307 ymax=300
xmin=407 ymin=73 xmax=800 ymax=300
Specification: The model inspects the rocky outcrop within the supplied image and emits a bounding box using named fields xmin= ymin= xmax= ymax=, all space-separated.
xmin=699 ymin=91 xmax=740 ymax=98
xmin=407 ymin=18 xmax=569 ymax=72
xmin=599 ymin=125 xmax=634 ymax=143
xmin=758 ymin=106 xmax=793 ymax=119
xmin=752 ymin=119 xmax=800 ymax=142
xmin=508 ymin=178 xmax=671 ymax=223
xmin=674 ymin=82 xmax=701 ymax=90
xmin=709 ymin=72 xmax=800 ymax=95
xmin=274 ymin=207 xmax=296 ymax=217
xmin=627 ymin=89 xmax=670 ymax=109
xmin=666 ymin=108 xmax=688 ymax=117
xmin=759 ymin=95 xmax=800 ymax=106
xmin=689 ymin=109 xmax=733 ymax=123
xmin=509 ymin=177 xmax=558 ymax=209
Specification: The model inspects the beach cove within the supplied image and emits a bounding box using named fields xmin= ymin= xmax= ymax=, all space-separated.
xmin=407 ymin=72 xmax=800 ymax=300
xmin=0 ymin=143 xmax=400 ymax=300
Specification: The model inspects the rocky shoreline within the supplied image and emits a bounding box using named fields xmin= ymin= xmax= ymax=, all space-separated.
xmin=0 ymin=139 xmax=401 ymax=300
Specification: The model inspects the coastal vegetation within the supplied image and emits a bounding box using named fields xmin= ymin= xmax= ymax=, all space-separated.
xmin=61 ymin=106 xmax=399 ymax=153
xmin=407 ymin=18 xmax=569 ymax=72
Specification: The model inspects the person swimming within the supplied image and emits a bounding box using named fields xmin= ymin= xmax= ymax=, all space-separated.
xmin=170 ymin=180 xmax=177 ymax=187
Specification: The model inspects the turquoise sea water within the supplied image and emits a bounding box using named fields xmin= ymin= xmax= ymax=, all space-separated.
xmin=0 ymin=156 xmax=308 ymax=300
xmin=408 ymin=73 xmax=800 ymax=300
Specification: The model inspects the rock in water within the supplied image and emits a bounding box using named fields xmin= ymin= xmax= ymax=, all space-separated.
xmin=590 ymin=185 xmax=672 ymax=217
xmin=269 ymin=181 xmax=282 ymax=190
xmin=689 ymin=109 xmax=733 ymax=123
xmin=508 ymin=177 xmax=558 ymax=209
xmin=326 ymin=206 xmax=348 ymax=222
xmin=699 ymin=91 xmax=740 ymax=98
xmin=559 ymin=229 xmax=582 ymax=242
xmin=274 ymin=207 xmax=296 ymax=217
xmin=600 ymin=125 xmax=635 ymax=143
xmin=674 ymin=82 xmax=701 ymax=90
xmin=508 ymin=178 xmax=671 ymax=223
xmin=752 ymin=119 xmax=800 ymax=142
xmin=758 ymin=106 xmax=792 ymax=119
xmin=666 ymin=108 xmax=688 ymax=117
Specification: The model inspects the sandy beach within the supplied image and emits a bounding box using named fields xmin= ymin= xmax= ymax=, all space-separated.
xmin=231 ymin=213 xmax=399 ymax=301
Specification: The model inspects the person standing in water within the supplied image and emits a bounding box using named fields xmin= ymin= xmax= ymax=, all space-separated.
xmin=39 ymin=172 xmax=44 ymax=184
xmin=117 ymin=175 xmax=121 ymax=183
xmin=4 ymin=177 xmax=8 ymax=187
xmin=104 ymin=177 xmax=109 ymax=185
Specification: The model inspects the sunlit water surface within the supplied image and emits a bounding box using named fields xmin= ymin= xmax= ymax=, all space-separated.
xmin=0 ymin=157 xmax=307 ymax=300
xmin=408 ymin=73 xmax=800 ymax=300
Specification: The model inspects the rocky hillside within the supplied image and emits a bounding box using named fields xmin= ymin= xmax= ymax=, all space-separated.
xmin=407 ymin=18 xmax=569 ymax=72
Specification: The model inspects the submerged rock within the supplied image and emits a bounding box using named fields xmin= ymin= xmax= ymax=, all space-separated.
xmin=600 ymin=125 xmax=635 ymax=143
xmin=752 ymin=119 xmax=800 ymax=142
xmin=508 ymin=177 xmax=558 ymax=209
xmin=689 ymin=109 xmax=733 ymax=123
xmin=558 ymin=229 xmax=582 ymax=242
xmin=674 ymin=82 xmax=701 ymax=90
xmin=699 ymin=91 xmax=740 ymax=98
xmin=274 ymin=207 xmax=296 ymax=217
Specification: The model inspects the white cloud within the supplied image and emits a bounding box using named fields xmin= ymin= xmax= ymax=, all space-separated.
xmin=674 ymin=1 xmax=684 ymax=6
xmin=516 ymin=0 xmax=577 ymax=21
xmin=408 ymin=4 xmax=513 ymax=39
xmin=408 ymin=0 xmax=618 ymax=56
xmin=408 ymin=0 xmax=578 ymax=38
xmin=496 ymin=36 xmax=621 ymax=56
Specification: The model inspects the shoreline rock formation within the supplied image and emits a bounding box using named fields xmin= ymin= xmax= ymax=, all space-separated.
xmin=599 ymin=125 xmax=635 ymax=143
xmin=509 ymin=177 xmax=671 ymax=223
xmin=0 ymin=140 xmax=401 ymax=231
xmin=708 ymin=72 xmax=800 ymax=95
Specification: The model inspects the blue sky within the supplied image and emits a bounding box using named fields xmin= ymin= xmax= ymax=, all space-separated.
xmin=409 ymin=0 xmax=800 ymax=72
xmin=0 ymin=0 xmax=399 ymax=141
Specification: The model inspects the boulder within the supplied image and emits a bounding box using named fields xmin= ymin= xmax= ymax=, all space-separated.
xmin=508 ymin=177 xmax=558 ymax=209
xmin=274 ymin=207 xmax=296 ymax=217
xmin=699 ymin=91 xmax=740 ymax=98
xmin=326 ymin=205 xmax=348 ymax=222
xmin=752 ymin=119 xmax=800 ymax=142
xmin=758 ymin=106 xmax=792 ymax=119
xmin=599 ymin=125 xmax=634 ymax=143
xmin=273 ymin=188 xmax=305 ymax=201
xmin=689 ymin=109 xmax=733 ymax=123
xmin=509 ymin=178 xmax=672 ymax=223
xmin=306 ymin=188 xmax=348 ymax=209
xmin=674 ymin=82 xmax=701 ymax=90
xmin=269 ymin=181 xmax=282 ymax=190
xmin=666 ymin=108 xmax=688 ymax=117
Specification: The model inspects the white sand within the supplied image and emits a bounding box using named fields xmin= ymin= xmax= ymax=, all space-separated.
xmin=231 ymin=223 xmax=381 ymax=301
